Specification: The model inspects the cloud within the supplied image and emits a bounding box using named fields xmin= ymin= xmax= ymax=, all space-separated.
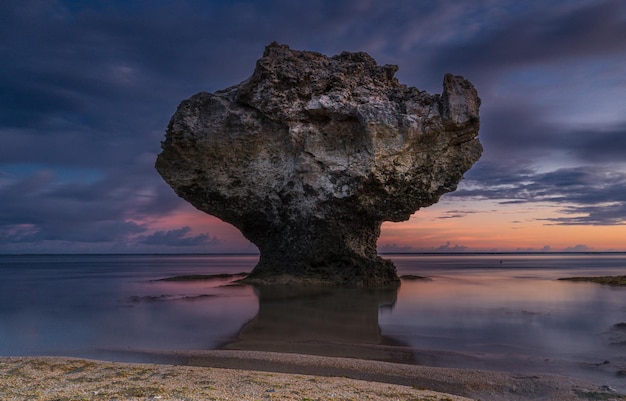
xmin=436 ymin=210 xmax=481 ymax=219
xmin=0 ymin=164 xmax=187 ymax=249
xmin=452 ymin=163 xmax=626 ymax=225
xmin=410 ymin=1 xmax=626 ymax=173
xmin=378 ymin=243 xmax=416 ymax=253
xmin=136 ymin=226 xmax=217 ymax=247
xmin=435 ymin=242 xmax=468 ymax=253
xmin=562 ymin=244 xmax=591 ymax=252
xmin=541 ymin=203 xmax=626 ymax=226
xmin=477 ymin=105 xmax=626 ymax=165
xmin=566 ymin=124 xmax=626 ymax=163
xmin=378 ymin=241 xmax=471 ymax=253
xmin=423 ymin=1 xmax=626 ymax=81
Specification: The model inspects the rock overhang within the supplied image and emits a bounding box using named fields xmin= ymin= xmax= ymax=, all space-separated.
xmin=156 ymin=42 xmax=482 ymax=287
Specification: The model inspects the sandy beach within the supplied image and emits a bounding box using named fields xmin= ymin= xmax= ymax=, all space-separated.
xmin=2 ymin=351 xmax=624 ymax=401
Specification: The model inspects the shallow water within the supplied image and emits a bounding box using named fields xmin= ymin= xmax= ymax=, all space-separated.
xmin=1 ymin=253 xmax=625 ymax=389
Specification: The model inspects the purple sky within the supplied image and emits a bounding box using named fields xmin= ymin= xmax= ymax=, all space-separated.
xmin=1 ymin=1 xmax=625 ymax=253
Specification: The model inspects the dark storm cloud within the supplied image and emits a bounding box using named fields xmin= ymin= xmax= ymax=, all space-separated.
xmin=423 ymin=1 xmax=626 ymax=82
xmin=543 ymin=203 xmax=626 ymax=226
xmin=0 ymin=1 xmax=393 ymax=166
xmin=457 ymin=164 xmax=611 ymax=204
xmin=566 ymin=124 xmax=626 ymax=163
xmin=412 ymin=1 xmax=626 ymax=170
xmin=0 ymin=160 xmax=182 ymax=246
xmin=476 ymin=105 xmax=626 ymax=164
xmin=452 ymin=163 xmax=626 ymax=225
xmin=0 ymin=1 xmax=268 ymax=250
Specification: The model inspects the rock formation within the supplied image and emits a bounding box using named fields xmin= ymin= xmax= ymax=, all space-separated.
xmin=156 ymin=42 xmax=482 ymax=287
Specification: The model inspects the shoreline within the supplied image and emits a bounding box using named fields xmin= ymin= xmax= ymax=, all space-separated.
xmin=0 ymin=355 xmax=475 ymax=401
xmin=2 ymin=351 xmax=624 ymax=401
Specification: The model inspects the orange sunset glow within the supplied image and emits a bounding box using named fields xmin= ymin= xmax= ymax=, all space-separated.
xmin=132 ymin=196 xmax=626 ymax=254
xmin=380 ymin=201 xmax=626 ymax=252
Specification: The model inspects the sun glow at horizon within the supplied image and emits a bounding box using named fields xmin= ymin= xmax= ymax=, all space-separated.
xmin=379 ymin=201 xmax=626 ymax=252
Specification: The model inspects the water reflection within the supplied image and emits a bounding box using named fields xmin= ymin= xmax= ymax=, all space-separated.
xmin=222 ymin=285 xmax=415 ymax=363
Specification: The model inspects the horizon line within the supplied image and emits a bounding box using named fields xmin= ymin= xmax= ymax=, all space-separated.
xmin=1 ymin=251 xmax=626 ymax=256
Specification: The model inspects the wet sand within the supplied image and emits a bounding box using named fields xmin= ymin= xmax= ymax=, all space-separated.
xmin=3 ymin=351 xmax=624 ymax=401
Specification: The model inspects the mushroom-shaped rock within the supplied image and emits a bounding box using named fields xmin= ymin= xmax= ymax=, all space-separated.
xmin=156 ymin=43 xmax=482 ymax=287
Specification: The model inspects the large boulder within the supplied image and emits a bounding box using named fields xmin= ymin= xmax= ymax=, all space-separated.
xmin=156 ymin=42 xmax=482 ymax=287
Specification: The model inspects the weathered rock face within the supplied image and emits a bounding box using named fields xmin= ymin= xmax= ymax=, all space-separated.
xmin=156 ymin=42 xmax=482 ymax=287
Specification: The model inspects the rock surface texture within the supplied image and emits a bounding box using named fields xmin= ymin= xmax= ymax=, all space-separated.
xmin=156 ymin=43 xmax=482 ymax=286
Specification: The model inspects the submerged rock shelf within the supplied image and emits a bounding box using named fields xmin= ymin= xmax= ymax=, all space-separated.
xmin=155 ymin=273 xmax=249 ymax=282
xmin=558 ymin=276 xmax=626 ymax=286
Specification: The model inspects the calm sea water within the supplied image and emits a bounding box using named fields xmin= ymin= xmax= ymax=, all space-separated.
xmin=1 ymin=253 xmax=625 ymax=388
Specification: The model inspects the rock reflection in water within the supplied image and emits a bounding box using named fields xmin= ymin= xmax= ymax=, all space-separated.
xmin=222 ymin=285 xmax=415 ymax=363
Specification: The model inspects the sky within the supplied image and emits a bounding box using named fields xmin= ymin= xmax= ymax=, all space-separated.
xmin=1 ymin=0 xmax=625 ymax=254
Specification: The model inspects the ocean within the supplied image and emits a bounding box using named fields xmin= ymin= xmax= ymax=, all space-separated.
xmin=1 ymin=253 xmax=625 ymax=389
